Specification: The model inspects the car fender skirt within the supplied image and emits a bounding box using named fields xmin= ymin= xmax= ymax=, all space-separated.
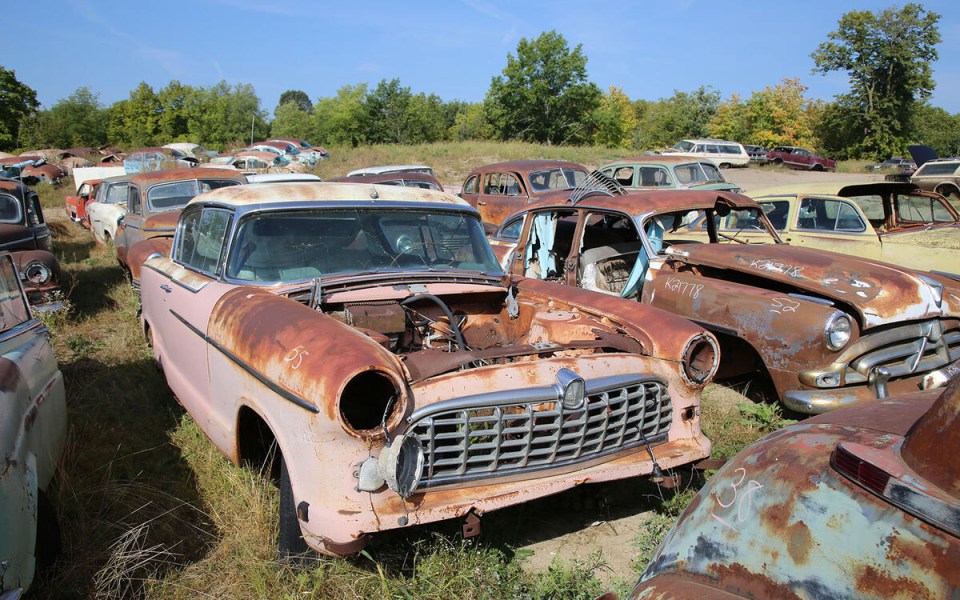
xmin=206 ymin=287 xmax=407 ymax=425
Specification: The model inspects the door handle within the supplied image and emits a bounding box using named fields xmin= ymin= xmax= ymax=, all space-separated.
xmin=477 ymin=201 xmax=487 ymax=206
xmin=160 ymin=284 xmax=172 ymax=293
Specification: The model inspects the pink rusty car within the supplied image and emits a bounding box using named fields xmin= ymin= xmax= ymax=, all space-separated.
xmin=135 ymin=182 xmax=720 ymax=557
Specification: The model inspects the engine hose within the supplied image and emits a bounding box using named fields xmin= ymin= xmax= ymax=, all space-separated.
xmin=400 ymin=294 xmax=467 ymax=351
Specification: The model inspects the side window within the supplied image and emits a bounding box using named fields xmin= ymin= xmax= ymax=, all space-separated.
xmin=483 ymin=173 xmax=501 ymax=195
xmin=759 ymin=201 xmax=790 ymax=230
xmin=0 ymin=255 xmax=30 ymax=330
xmin=798 ymin=198 xmax=864 ymax=231
xmin=497 ymin=216 xmax=525 ymax=241
xmin=105 ymin=183 xmax=128 ymax=204
xmin=463 ymin=175 xmax=479 ymax=195
xmin=639 ymin=167 xmax=669 ymax=187
xmin=613 ymin=167 xmax=634 ymax=186
xmin=129 ymin=186 xmax=142 ymax=214
xmin=502 ymin=174 xmax=522 ymax=196
xmin=895 ymin=194 xmax=956 ymax=223
xmin=28 ymin=194 xmax=43 ymax=226
xmin=175 ymin=207 xmax=233 ymax=275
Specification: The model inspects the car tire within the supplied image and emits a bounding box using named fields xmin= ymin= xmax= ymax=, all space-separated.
xmin=277 ymin=455 xmax=311 ymax=563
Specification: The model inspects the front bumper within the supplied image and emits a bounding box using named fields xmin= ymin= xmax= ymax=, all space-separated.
xmin=781 ymin=360 xmax=960 ymax=414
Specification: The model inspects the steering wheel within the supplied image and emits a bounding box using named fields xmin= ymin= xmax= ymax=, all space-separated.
xmin=389 ymin=241 xmax=456 ymax=267
xmin=717 ymin=231 xmax=749 ymax=244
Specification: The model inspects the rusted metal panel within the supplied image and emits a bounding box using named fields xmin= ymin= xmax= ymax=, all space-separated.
xmin=637 ymin=382 xmax=960 ymax=598
xmin=496 ymin=188 xmax=960 ymax=414
xmin=139 ymin=185 xmax=720 ymax=555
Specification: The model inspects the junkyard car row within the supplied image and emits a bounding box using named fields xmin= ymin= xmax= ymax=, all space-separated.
xmin=2 ymin=136 xmax=959 ymax=596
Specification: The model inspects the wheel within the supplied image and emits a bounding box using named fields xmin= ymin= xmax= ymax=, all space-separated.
xmin=277 ymin=455 xmax=310 ymax=563
xmin=812 ymin=164 xmax=824 ymax=171
xmin=718 ymin=163 xmax=731 ymax=169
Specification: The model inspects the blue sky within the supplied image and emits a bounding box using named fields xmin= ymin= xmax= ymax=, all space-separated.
xmin=6 ymin=1 xmax=960 ymax=117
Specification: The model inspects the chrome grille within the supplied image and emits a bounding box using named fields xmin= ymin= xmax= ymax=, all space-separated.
xmin=406 ymin=375 xmax=672 ymax=489
xmin=842 ymin=320 xmax=960 ymax=384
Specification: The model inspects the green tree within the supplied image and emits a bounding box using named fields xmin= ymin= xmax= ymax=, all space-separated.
xmin=313 ymin=83 xmax=368 ymax=146
xmin=592 ymin=86 xmax=638 ymax=149
xmin=635 ymin=86 xmax=720 ymax=149
xmin=277 ymin=90 xmax=312 ymax=114
xmin=185 ymin=81 xmax=267 ymax=149
xmin=108 ymin=82 xmax=162 ymax=148
xmin=0 ymin=67 xmax=39 ymax=151
xmin=270 ymin=102 xmax=314 ymax=140
xmin=157 ymin=80 xmax=195 ymax=142
xmin=45 ymin=87 xmax=107 ymax=147
xmin=811 ymin=3 xmax=941 ymax=158
xmin=449 ymin=102 xmax=493 ymax=141
xmin=365 ymin=78 xmax=410 ymax=144
xmin=485 ymin=30 xmax=601 ymax=145
xmin=709 ymin=78 xmax=817 ymax=148
xmin=911 ymin=105 xmax=960 ymax=158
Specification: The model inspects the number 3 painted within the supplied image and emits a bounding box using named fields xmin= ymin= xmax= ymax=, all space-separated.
xmin=712 ymin=467 xmax=763 ymax=530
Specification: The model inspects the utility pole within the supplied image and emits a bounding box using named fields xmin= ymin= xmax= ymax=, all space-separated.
xmin=250 ymin=114 xmax=255 ymax=145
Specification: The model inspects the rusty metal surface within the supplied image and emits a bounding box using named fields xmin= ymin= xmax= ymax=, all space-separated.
xmin=138 ymin=187 xmax=720 ymax=554
xmin=497 ymin=189 xmax=960 ymax=413
xmin=129 ymin=166 xmax=244 ymax=186
xmin=638 ymin=385 xmax=959 ymax=599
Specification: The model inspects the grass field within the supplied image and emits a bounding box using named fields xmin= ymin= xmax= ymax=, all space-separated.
xmin=28 ymin=143 xmax=782 ymax=599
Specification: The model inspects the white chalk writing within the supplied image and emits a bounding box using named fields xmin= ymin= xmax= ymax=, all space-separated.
xmin=663 ymin=277 xmax=704 ymax=299
xmin=711 ymin=467 xmax=763 ymax=532
xmin=770 ymin=297 xmax=800 ymax=314
xmin=749 ymin=258 xmax=803 ymax=278
xmin=283 ymin=344 xmax=310 ymax=370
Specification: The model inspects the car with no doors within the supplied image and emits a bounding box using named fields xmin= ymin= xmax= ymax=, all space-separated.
xmin=491 ymin=187 xmax=960 ymax=414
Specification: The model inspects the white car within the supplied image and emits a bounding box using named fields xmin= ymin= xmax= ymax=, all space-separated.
xmin=659 ymin=138 xmax=750 ymax=168
xmin=86 ymin=174 xmax=131 ymax=245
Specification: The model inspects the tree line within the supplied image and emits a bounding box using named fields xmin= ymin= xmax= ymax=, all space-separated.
xmin=2 ymin=4 xmax=957 ymax=160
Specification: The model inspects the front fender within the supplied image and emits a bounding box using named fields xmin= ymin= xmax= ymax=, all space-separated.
xmin=643 ymin=271 xmax=853 ymax=372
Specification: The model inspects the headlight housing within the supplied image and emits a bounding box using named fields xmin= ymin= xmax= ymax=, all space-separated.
xmin=681 ymin=333 xmax=719 ymax=385
xmin=23 ymin=260 xmax=52 ymax=285
xmin=824 ymin=312 xmax=853 ymax=351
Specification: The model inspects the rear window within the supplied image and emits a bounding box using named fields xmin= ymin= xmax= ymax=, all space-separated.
xmin=915 ymin=161 xmax=960 ymax=176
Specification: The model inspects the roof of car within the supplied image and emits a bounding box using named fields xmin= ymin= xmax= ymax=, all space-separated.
xmin=328 ymin=171 xmax=443 ymax=188
xmin=602 ymin=155 xmax=716 ymax=166
xmin=347 ymin=165 xmax=433 ymax=176
xmin=749 ymin=181 xmax=922 ymax=198
xmin=519 ymin=189 xmax=758 ymax=217
xmin=130 ymin=167 xmax=247 ymax=185
xmin=188 ymin=181 xmax=471 ymax=209
xmin=466 ymin=159 xmax=587 ymax=174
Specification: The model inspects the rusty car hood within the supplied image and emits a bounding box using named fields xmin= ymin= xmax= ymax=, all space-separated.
xmin=674 ymin=243 xmax=947 ymax=327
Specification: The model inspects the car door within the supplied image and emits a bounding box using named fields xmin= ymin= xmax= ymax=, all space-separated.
xmin=474 ymin=171 xmax=530 ymax=226
xmin=789 ymin=196 xmax=881 ymax=259
xmin=142 ymin=205 xmax=234 ymax=442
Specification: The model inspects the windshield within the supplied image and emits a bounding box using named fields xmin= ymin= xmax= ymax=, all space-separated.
xmin=643 ymin=207 xmax=778 ymax=249
xmin=147 ymin=179 xmax=241 ymax=212
xmin=226 ymin=208 xmax=502 ymax=282
xmin=673 ymin=140 xmax=695 ymax=152
xmin=527 ymin=167 xmax=589 ymax=193
xmin=674 ymin=162 xmax=723 ymax=185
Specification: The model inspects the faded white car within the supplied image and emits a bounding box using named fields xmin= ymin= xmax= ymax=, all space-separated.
xmin=87 ymin=174 xmax=132 ymax=245
xmin=0 ymin=251 xmax=66 ymax=595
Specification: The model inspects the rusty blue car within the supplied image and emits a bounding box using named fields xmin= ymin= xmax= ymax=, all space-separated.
xmin=631 ymin=377 xmax=960 ymax=599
